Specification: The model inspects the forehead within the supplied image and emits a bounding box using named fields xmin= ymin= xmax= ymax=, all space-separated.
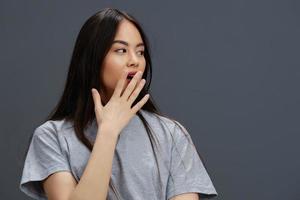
xmin=113 ymin=20 xmax=143 ymax=45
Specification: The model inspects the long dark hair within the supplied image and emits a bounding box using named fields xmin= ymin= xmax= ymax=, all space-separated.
xmin=23 ymin=7 xmax=209 ymax=199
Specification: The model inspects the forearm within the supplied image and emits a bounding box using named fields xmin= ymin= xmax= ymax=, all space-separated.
xmin=69 ymin=123 xmax=119 ymax=200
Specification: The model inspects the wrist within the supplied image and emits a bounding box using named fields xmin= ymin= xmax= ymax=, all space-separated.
xmin=97 ymin=123 xmax=120 ymax=141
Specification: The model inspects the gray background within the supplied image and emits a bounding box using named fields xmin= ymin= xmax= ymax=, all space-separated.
xmin=1 ymin=0 xmax=299 ymax=199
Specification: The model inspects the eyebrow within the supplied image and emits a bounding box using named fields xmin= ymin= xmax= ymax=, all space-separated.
xmin=112 ymin=40 xmax=144 ymax=48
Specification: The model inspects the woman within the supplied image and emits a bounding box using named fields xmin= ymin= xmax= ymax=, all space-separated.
xmin=19 ymin=8 xmax=218 ymax=200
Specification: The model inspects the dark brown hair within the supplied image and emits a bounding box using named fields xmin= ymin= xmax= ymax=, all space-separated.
xmin=24 ymin=7 xmax=209 ymax=199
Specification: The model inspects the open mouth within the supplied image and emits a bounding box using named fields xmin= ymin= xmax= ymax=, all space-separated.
xmin=126 ymin=75 xmax=133 ymax=82
xmin=127 ymin=72 xmax=137 ymax=80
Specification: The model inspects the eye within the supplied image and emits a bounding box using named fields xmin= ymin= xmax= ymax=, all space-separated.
xmin=137 ymin=50 xmax=144 ymax=56
xmin=115 ymin=48 xmax=126 ymax=53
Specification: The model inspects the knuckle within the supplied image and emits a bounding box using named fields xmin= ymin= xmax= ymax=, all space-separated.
xmin=131 ymin=91 xmax=137 ymax=97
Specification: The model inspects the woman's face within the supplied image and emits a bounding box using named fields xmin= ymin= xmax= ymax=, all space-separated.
xmin=100 ymin=19 xmax=146 ymax=104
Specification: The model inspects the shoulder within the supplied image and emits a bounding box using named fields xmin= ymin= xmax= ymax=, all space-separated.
xmin=33 ymin=118 xmax=74 ymax=140
xmin=139 ymin=110 xmax=189 ymax=139
xmin=139 ymin=109 xmax=176 ymax=127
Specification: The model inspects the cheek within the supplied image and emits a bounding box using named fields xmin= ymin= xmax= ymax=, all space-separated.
xmin=103 ymin=71 xmax=121 ymax=91
xmin=102 ymin=57 xmax=124 ymax=90
xmin=141 ymin=58 xmax=146 ymax=70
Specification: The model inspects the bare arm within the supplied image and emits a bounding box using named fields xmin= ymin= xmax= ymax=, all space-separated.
xmin=43 ymin=125 xmax=119 ymax=200
xmin=169 ymin=192 xmax=200 ymax=200
xmin=43 ymin=69 xmax=149 ymax=200
xmin=68 ymin=124 xmax=119 ymax=200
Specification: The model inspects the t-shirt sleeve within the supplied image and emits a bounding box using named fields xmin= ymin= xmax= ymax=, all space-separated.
xmin=166 ymin=122 xmax=218 ymax=199
xmin=19 ymin=125 xmax=72 ymax=200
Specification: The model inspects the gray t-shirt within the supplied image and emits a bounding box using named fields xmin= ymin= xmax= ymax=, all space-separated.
xmin=19 ymin=110 xmax=218 ymax=199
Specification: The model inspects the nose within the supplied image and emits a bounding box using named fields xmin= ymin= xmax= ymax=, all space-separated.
xmin=126 ymin=51 xmax=139 ymax=68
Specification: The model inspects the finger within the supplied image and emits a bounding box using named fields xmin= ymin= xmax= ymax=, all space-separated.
xmin=91 ymin=88 xmax=103 ymax=111
xmin=112 ymin=70 xmax=128 ymax=98
xmin=127 ymin=78 xmax=146 ymax=104
xmin=122 ymin=71 xmax=142 ymax=100
xmin=131 ymin=94 xmax=150 ymax=114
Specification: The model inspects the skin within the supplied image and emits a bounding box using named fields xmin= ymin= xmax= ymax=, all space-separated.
xmin=169 ymin=193 xmax=200 ymax=200
xmin=92 ymin=19 xmax=200 ymax=200
xmin=42 ymin=19 xmax=151 ymax=200
xmin=99 ymin=19 xmax=146 ymax=105
xmin=42 ymin=19 xmax=199 ymax=200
